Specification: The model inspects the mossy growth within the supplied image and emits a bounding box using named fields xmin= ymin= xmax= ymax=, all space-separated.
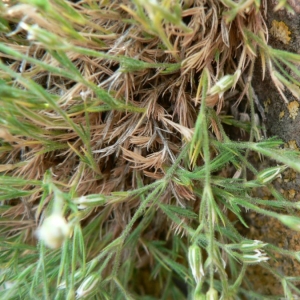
xmin=1 ymin=0 xmax=300 ymax=299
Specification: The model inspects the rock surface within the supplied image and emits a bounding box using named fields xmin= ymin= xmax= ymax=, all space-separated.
xmin=247 ymin=0 xmax=300 ymax=295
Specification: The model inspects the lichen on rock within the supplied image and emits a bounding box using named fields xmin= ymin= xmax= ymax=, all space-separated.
xmin=270 ymin=20 xmax=291 ymax=44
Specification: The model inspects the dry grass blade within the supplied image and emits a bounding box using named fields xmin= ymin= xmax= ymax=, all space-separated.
xmin=1 ymin=0 xmax=299 ymax=299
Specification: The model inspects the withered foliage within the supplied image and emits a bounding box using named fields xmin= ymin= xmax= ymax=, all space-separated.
xmin=0 ymin=0 xmax=266 ymax=208
xmin=3 ymin=0 xmax=294 ymax=298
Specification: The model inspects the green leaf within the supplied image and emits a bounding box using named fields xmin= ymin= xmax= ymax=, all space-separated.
xmin=160 ymin=204 xmax=198 ymax=219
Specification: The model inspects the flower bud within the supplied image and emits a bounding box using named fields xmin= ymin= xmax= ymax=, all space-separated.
xmin=240 ymin=240 xmax=268 ymax=252
xmin=194 ymin=294 xmax=206 ymax=300
xmin=76 ymin=273 xmax=100 ymax=299
xmin=188 ymin=245 xmax=204 ymax=283
xmin=278 ymin=215 xmax=300 ymax=231
xmin=256 ymin=165 xmax=286 ymax=184
xmin=209 ymin=75 xmax=235 ymax=96
xmin=37 ymin=214 xmax=70 ymax=249
xmin=206 ymin=287 xmax=218 ymax=300
xmin=294 ymin=251 xmax=300 ymax=263
xmin=193 ymin=282 xmax=205 ymax=300
xmin=73 ymin=194 xmax=106 ymax=210
xmin=209 ymin=70 xmax=241 ymax=97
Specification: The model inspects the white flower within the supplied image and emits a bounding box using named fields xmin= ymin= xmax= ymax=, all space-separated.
xmin=240 ymin=240 xmax=268 ymax=251
xmin=242 ymin=249 xmax=269 ymax=263
xmin=37 ymin=214 xmax=70 ymax=249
